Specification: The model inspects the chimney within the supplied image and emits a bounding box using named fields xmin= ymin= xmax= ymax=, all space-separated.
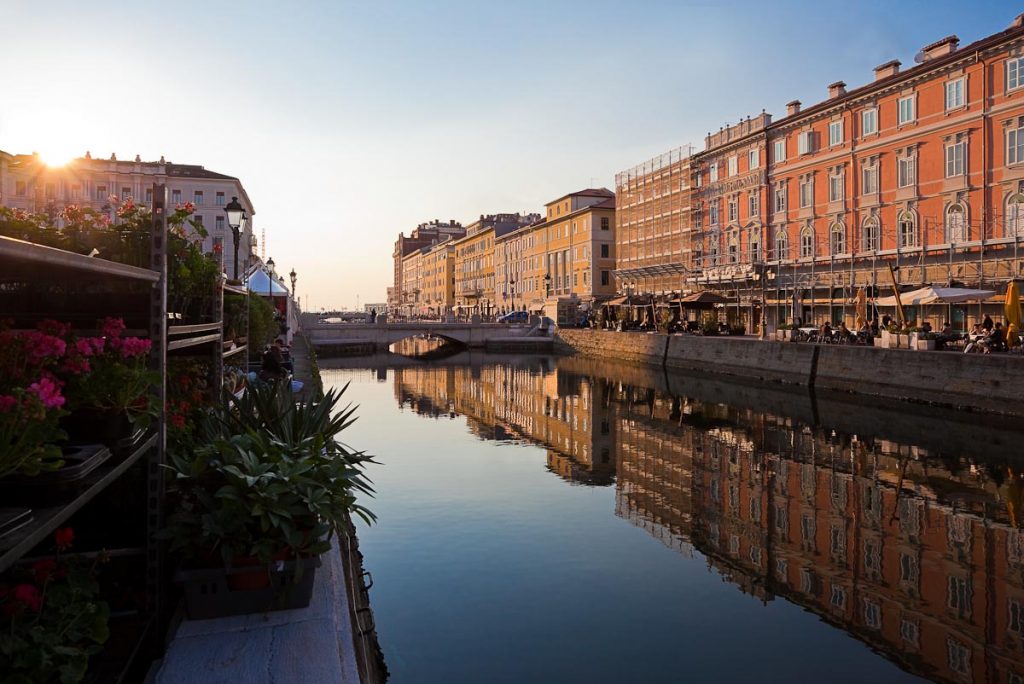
xmin=786 ymin=100 xmax=801 ymax=116
xmin=921 ymin=35 xmax=959 ymax=60
xmin=873 ymin=60 xmax=901 ymax=81
xmin=828 ymin=81 xmax=847 ymax=99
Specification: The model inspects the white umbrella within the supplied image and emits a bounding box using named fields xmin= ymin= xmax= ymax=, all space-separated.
xmin=875 ymin=285 xmax=995 ymax=307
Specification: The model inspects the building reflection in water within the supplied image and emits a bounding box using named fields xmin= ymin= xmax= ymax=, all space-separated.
xmin=389 ymin=355 xmax=1024 ymax=684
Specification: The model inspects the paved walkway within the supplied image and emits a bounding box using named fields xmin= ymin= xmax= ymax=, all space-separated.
xmin=153 ymin=335 xmax=360 ymax=683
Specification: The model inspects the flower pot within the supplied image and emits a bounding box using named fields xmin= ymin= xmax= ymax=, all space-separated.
xmin=0 ymin=444 xmax=111 ymax=505
xmin=175 ymin=555 xmax=322 ymax=620
xmin=61 ymin=410 xmax=145 ymax=457
xmin=916 ymin=339 xmax=936 ymax=351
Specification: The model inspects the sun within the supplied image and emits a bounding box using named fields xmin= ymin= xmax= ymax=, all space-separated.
xmin=37 ymin=146 xmax=77 ymax=168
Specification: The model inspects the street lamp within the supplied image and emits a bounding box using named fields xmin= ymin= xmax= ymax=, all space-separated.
xmin=266 ymin=256 xmax=275 ymax=315
xmin=223 ymin=196 xmax=247 ymax=280
xmin=544 ymin=273 xmax=551 ymax=298
xmin=510 ymin=279 xmax=516 ymax=313
xmin=289 ymin=268 xmax=297 ymax=297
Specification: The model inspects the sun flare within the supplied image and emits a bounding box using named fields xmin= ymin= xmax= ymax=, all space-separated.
xmin=38 ymin=147 xmax=77 ymax=167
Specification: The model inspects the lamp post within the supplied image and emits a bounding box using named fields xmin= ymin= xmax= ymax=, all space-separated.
xmin=289 ymin=268 xmax=297 ymax=298
xmin=510 ymin=279 xmax=516 ymax=314
xmin=544 ymin=273 xmax=551 ymax=298
xmin=266 ymin=256 xmax=276 ymax=316
xmin=223 ymin=196 xmax=247 ymax=280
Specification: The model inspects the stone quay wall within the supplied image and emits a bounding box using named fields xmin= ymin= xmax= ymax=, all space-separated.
xmin=555 ymin=329 xmax=1024 ymax=416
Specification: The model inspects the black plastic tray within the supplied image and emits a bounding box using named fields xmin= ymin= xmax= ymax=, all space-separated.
xmin=175 ymin=555 xmax=322 ymax=620
xmin=0 ymin=444 xmax=111 ymax=505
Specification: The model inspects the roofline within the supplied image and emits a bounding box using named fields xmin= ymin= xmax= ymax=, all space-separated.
xmin=544 ymin=187 xmax=614 ymax=207
xmin=496 ymin=201 xmax=615 ymax=242
xmin=771 ymin=22 xmax=1024 ymax=129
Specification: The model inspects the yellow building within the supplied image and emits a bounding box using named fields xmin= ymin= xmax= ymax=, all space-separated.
xmin=419 ymin=239 xmax=456 ymax=316
xmin=452 ymin=226 xmax=495 ymax=314
xmin=495 ymin=188 xmax=617 ymax=314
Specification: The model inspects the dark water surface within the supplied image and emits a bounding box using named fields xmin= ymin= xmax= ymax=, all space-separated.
xmin=322 ymin=353 xmax=1024 ymax=684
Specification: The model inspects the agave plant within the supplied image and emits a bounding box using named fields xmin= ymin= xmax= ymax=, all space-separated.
xmin=162 ymin=381 xmax=376 ymax=567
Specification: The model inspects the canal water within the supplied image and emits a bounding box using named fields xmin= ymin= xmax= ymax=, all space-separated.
xmin=322 ymin=353 xmax=1024 ymax=684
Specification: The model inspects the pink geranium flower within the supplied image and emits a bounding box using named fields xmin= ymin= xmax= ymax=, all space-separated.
xmin=28 ymin=377 xmax=65 ymax=409
xmin=119 ymin=337 xmax=152 ymax=359
xmin=13 ymin=584 xmax=42 ymax=612
xmin=101 ymin=317 xmax=125 ymax=339
xmin=0 ymin=395 xmax=16 ymax=413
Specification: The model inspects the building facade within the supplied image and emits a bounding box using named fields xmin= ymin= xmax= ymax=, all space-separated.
xmin=390 ymin=219 xmax=465 ymax=311
xmin=614 ymin=146 xmax=695 ymax=295
xmin=400 ymin=248 xmax=425 ymax=315
xmin=452 ymin=213 xmax=540 ymax=315
xmin=0 ymin=150 xmax=256 ymax=279
xmin=420 ymin=239 xmax=456 ymax=316
xmin=494 ymin=188 xmax=617 ymax=313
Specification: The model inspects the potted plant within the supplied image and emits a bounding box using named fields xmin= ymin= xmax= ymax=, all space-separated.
xmin=776 ymin=323 xmax=794 ymax=341
xmin=615 ymin=307 xmax=629 ymax=332
xmin=701 ymin=316 xmax=719 ymax=336
xmin=0 ymin=528 xmax=110 ymax=684
xmin=60 ymin=318 xmax=158 ymax=455
xmin=656 ymin=308 xmax=674 ymax=334
xmin=162 ymin=381 xmax=375 ymax=619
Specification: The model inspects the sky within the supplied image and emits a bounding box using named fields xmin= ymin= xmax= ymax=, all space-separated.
xmin=1 ymin=0 xmax=1019 ymax=310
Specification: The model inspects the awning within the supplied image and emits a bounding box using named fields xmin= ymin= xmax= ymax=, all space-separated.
xmin=605 ymin=295 xmax=648 ymax=306
xmin=247 ymin=267 xmax=289 ymax=295
xmin=671 ymin=291 xmax=734 ymax=306
xmin=875 ymin=285 xmax=996 ymax=307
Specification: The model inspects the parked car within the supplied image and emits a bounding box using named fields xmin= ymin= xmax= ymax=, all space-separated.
xmin=498 ymin=310 xmax=529 ymax=323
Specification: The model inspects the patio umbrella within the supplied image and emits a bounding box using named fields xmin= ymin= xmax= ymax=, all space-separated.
xmin=855 ymin=287 xmax=867 ymax=328
xmin=1005 ymin=280 xmax=1021 ymax=329
xmin=875 ymin=285 xmax=996 ymax=306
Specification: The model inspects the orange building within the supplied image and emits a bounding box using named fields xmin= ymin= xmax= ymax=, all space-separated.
xmin=614 ymin=146 xmax=695 ymax=295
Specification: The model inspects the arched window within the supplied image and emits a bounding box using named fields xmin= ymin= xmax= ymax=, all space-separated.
xmin=728 ymin=234 xmax=739 ymax=263
xmin=898 ymin=211 xmax=917 ymax=248
xmin=945 ymin=203 xmax=967 ymax=244
xmin=1007 ymin=194 xmax=1024 ymax=237
xmin=708 ymin=232 xmax=719 ymax=265
xmin=775 ymin=229 xmax=788 ymax=260
xmin=800 ymin=225 xmax=814 ymax=258
xmin=863 ymin=216 xmax=880 ymax=252
xmin=829 ymin=222 xmax=846 ymax=255
xmin=750 ymin=231 xmax=762 ymax=263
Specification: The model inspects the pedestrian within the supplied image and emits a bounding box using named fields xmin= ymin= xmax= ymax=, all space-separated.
xmin=983 ymin=314 xmax=994 ymax=332
xmin=370 ymin=308 xmax=377 ymax=323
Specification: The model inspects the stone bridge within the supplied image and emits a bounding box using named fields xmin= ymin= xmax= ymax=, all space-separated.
xmin=305 ymin=320 xmax=553 ymax=353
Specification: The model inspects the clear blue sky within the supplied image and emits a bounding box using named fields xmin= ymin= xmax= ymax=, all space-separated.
xmin=1 ymin=0 xmax=1018 ymax=309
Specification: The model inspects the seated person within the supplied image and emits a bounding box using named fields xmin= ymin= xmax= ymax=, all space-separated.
xmin=260 ymin=342 xmax=288 ymax=380
xmin=987 ymin=322 xmax=1007 ymax=352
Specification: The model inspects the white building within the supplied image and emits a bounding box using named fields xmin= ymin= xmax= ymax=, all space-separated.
xmin=0 ymin=150 xmax=256 ymax=280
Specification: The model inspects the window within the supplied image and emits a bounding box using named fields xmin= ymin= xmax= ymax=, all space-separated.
xmin=830 ymin=585 xmax=846 ymax=609
xmin=193 ymin=214 xmax=204 ymax=226
xmin=898 ymin=156 xmax=916 ymax=187
xmin=15 ymin=180 xmax=26 ymax=196
xmin=862 ymin=164 xmax=878 ymax=194
xmin=145 ymin=188 xmax=153 ymax=203
xmin=901 ymin=620 xmax=920 ymax=646
xmin=946 ymin=203 xmax=967 ymax=243
xmin=800 ymin=226 xmax=814 ymax=257
xmin=171 ymin=189 xmax=182 ymax=204
xmin=216 ymin=215 xmax=225 ymax=231
xmin=862 ymin=108 xmax=878 ymax=136
xmin=1008 ymin=195 xmax=1024 ymax=236
xmin=600 ymin=216 xmax=609 ymax=230
xmin=830 ymin=223 xmax=846 ymax=254
xmin=600 ymin=243 xmax=609 ymax=258
xmin=1009 ymin=122 xmax=1024 ymax=165
xmin=71 ymin=184 xmax=81 ymax=200
xmin=748 ymin=148 xmax=759 ymax=169
xmin=193 ymin=190 xmax=204 ymax=205
xmin=774 ymin=139 xmax=786 ymax=162
xmin=728 ymin=155 xmax=738 ymax=176
xmin=798 ymin=131 xmax=815 ymax=155
xmin=750 ymin=233 xmax=761 ymax=263
xmin=775 ymin=229 xmax=788 ymax=260
xmin=774 ymin=186 xmax=786 ymax=213
xmin=709 ymin=202 xmax=719 ymax=226
xmin=96 ymin=185 xmax=108 ymax=201
xmin=728 ymin=196 xmax=738 ymax=222
xmin=799 ymin=178 xmax=813 ymax=208
xmin=748 ymin=191 xmax=758 ymax=217
xmin=216 ymin=191 xmax=225 ymax=206
xmin=213 ymin=236 xmax=223 ymax=254
xmin=864 ymin=216 xmax=880 ymax=250
xmin=601 ymin=270 xmax=609 ymax=286
xmin=710 ymin=163 xmax=719 ymax=183
xmin=898 ymin=96 xmax=915 ymax=125
xmin=898 ymin=211 xmax=917 ymax=248
xmin=829 ymin=120 xmax=844 ymax=146
xmin=900 ymin=553 xmax=919 ymax=584
xmin=829 ymin=174 xmax=843 ymax=202
xmin=121 ymin=187 xmax=131 ymax=200
xmin=1011 ymin=599 xmax=1024 ymax=634
xmin=863 ymin=599 xmax=881 ymax=629
xmin=728 ymin=236 xmax=738 ymax=263
xmin=947 ymin=637 xmax=971 ymax=677
xmin=945 ymin=78 xmax=965 ymax=110
xmin=1010 ymin=57 xmax=1024 ymax=91
xmin=946 ymin=140 xmax=966 ymax=177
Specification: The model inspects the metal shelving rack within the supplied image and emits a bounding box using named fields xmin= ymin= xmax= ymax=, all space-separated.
xmin=0 ymin=182 xmax=230 ymax=678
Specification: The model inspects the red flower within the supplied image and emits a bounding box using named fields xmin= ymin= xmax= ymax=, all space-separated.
xmin=100 ymin=317 xmax=126 ymax=339
xmin=169 ymin=414 xmax=186 ymax=429
xmin=0 ymin=395 xmax=15 ymax=413
xmin=54 ymin=527 xmax=74 ymax=550
xmin=13 ymin=584 xmax=42 ymax=612
xmin=32 ymin=558 xmax=56 ymax=584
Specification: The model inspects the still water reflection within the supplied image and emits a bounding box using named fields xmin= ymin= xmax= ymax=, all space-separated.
xmin=323 ymin=353 xmax=1024 ymax=684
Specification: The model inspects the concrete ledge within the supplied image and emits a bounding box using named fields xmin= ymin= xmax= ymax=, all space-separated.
xmin=556 ymin=329 xmax=1024 ymax=417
